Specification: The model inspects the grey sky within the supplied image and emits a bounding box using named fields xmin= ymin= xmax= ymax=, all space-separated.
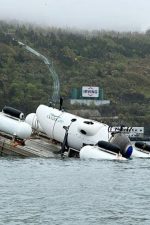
xmin=0 ymin=0 xmax=150 ymax=31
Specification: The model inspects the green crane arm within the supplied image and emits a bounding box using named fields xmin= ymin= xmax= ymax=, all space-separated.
xmin=18 ymin=41 xmax=60 ymax=103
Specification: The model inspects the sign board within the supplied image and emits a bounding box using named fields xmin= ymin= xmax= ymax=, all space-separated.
xmin=82 ymin=86 xmax=99 ymax=98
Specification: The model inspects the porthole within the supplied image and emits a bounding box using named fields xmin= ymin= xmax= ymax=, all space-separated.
xmin=80 ymin=130 xmax=87 ymax=135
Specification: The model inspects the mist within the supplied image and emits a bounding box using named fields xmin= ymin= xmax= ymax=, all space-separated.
xmin=0 ymin=0 xmax=150 ymax=32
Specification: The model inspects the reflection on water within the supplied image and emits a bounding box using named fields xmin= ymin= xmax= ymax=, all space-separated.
xmin=0 ymin=153 xmax=150 ymax=225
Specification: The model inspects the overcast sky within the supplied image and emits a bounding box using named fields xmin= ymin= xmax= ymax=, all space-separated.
xmin=0 ymin=0 xmax=150 ymax=31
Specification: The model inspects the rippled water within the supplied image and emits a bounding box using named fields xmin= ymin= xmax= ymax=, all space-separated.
xmin=0 ymin=150 xmax=150 ymax=225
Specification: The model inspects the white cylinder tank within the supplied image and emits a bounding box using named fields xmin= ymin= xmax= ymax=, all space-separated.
xmin=36 ymin=104 xmax=110 ymax=150
xmin=25 ymin=113 xmax=44 ymax=133
xmin=0 ymin=113 xmax=32 ymax=139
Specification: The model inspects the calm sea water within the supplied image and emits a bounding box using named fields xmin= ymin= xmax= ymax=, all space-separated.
xmin=0 ymin=144 xmax=150 ymax=225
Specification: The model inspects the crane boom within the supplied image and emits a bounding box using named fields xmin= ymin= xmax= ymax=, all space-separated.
xmin=18 ymin=41 xmax=60 ymax=103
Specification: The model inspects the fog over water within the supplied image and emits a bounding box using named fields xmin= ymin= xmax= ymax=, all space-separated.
xmin=0 ymin=0 xmax=150 ymax=31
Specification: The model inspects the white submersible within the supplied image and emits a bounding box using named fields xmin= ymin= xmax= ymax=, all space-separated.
xmin=26 ymin=104 xmax=133 ymax=160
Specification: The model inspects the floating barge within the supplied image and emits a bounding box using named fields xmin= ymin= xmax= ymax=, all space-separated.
xmin=0 ymin=132 xmax=60 ymax=158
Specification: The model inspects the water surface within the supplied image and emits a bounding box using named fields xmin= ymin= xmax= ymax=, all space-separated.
xmin=0 ymin=152 xmax=150 ymax=225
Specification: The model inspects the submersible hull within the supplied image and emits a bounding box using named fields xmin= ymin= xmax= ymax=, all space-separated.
xmin=33 ymin=105 xmax=133 ymax=160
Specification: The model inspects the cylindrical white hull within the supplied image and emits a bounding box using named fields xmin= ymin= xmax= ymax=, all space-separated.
xmin=132 ymin=147 xmax=150 ymax=158
xmin=0 ymin=113 xmax=32 ymax=139
xmin=80 ymin=145 xmax=126 ymax=160
xmin=36 ymin=104 xmax=111 ymax=150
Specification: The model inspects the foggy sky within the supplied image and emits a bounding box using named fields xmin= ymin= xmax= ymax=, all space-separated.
xmin=0 ymin=0 xmax=150 ymax=31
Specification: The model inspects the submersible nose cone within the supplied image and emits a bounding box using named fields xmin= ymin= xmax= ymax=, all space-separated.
xmin=124 ymin=145 xmax=133 ymax=158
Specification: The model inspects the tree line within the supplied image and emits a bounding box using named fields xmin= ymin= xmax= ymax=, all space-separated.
xmin=0 ymin=20 xmax=150 ymax=134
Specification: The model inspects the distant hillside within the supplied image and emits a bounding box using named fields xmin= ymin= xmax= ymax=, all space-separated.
xmin=0 ymin=21 xmax=150 ymax=134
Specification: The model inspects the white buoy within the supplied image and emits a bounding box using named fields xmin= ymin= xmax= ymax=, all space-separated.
xmin=0 ymin=113 xmax=32 ymax=139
